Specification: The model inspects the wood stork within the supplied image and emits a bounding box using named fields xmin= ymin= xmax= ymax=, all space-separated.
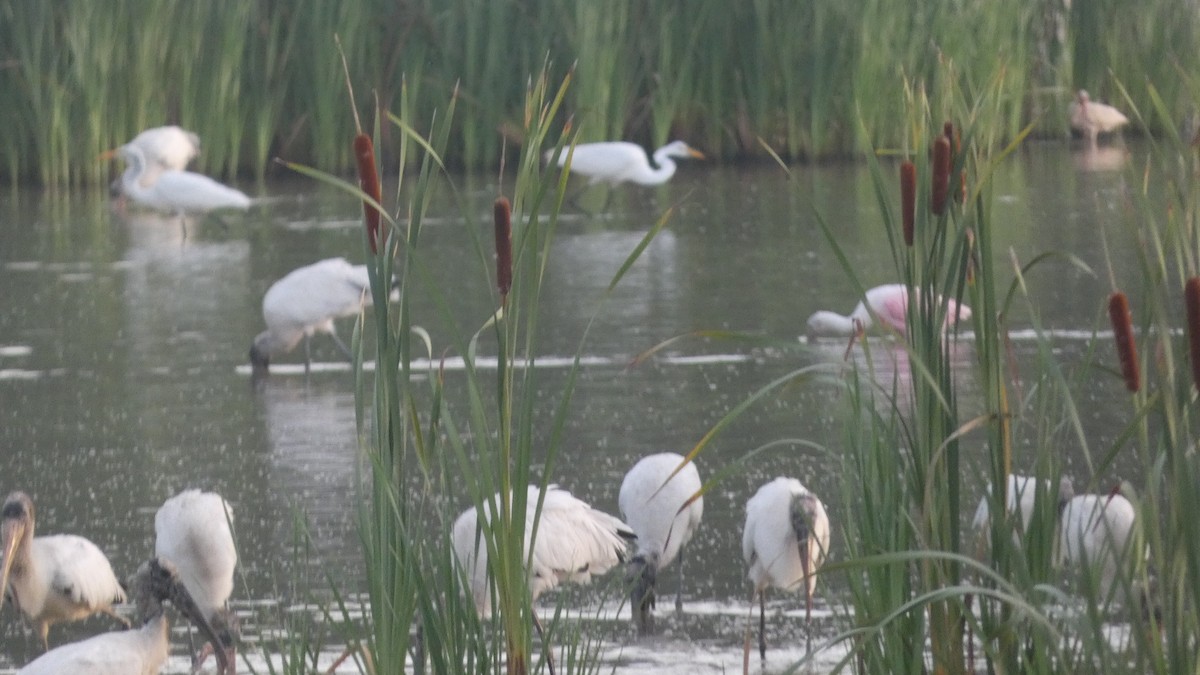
xmin=1059 ymin=487 xmax=1141 ymax=602
xmin=742 ymin=477 xmax=830 ymax=660
xmin=1068 ymin=90 xmax=1130 ymax=146
xmin=618 ymin=453 xmax=703 ymax=633
xmin=17 ymin=557 xmax=231 ymax=675
xmin=805 ymin=283 xmax=972 ymax=339
xmin=0 ymin=491 xmax=128 ymax=650
xmin=112 ymin=143 xmax=250 ymax=217
xmin=155 ymin=490 xmax=238 ymax=673
xmin=971 ymin=474 xmax=1074 ymax=552
xmin=249 ymin=257 xmax=398 ymax=375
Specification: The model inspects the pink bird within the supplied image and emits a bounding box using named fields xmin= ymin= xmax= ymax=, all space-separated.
xmin=1069 ymin=90 xmax=1129 ymax=146
xmin=805 ymin=283 xmax=971 ymax=339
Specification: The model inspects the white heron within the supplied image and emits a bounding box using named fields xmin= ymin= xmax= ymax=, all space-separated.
xmin=154 ymin=489 xmax=238 ymax=673
xmin=1068 ymin=90 xmax=1130 ymax=146
xmin=618 ymin=452 xmax=703 ymax=633
xmin=742 ymin=477 xmax=830 ymax=660
xmin=805 ymin=283 xmax=972 ymax=339
xmin=1059 ymin=487 xmax=1141 ymax=602
xmin=249 ymin=257 xmax=398 ymax=375
xmin=547 ymin=140 xmax=704 ymax=187
xmin=111 ymin=143 xmax=250 ymax=218
xmin=106 ymin=126 xmax=202 ymax=193
xmin=971 ymin=474 xmax=1074 ymax=552
xmin=0 ymin=491 xmax=128 ymax=650
xmin=17 ymin=557 xmax=231 ymax=675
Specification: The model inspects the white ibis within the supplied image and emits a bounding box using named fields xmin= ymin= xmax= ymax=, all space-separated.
xmin=111 ymin=143 xmax=250 ymax=217
xmin=17 ymin=557 xmax=231 ymax=675
xmin=742 ymin=477 xmax=830 ymax=660
xmin=971 ymin=474 xmax=1074 ymax=551
xmin=249 ymin=257 xmax=398 ymax=375
xmin=1069 ymin=90 xmax=1130 ymax=146
xmin=0 ymin=491 xmax=128 ymax=650
xmin=155 ymin=489 xmax=238 ymax=673
xmin=618 ymin=453 xmax=703 ymax=633
xmin=805 ymin=283 xmax=972 ymax=339
xmin=1059 ymin=486 xmax=1140 ymax=601
xmin=547 ymin=141 xmax=705 ymax=187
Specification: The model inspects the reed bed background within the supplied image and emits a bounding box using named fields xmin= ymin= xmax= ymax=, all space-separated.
xmin=3 ymin=0 xmax=1199 ymax=187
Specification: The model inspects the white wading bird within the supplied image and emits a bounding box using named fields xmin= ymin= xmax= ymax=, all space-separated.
xmin=17 ymin=557 xmax=231 ymax=675
xmin=1059 ymin=486 xmax=1141 ymax=602
xmin=618 ymin=452 xmax=703 ymax=633
xmin=249 ymin=257 xmax=398 ymax=375
xmin=743 ymin=477 xmax=830 ymax=660
xmin=107 ymin=126 xmax=202 ymax=194
xmin=546 ymin=140 xmax=704 ymax=209
xmin=155 ymin=489 xmax=238 ymax=673
xmin=1068 ymin=90 xmax=1130 ymax=146
xmin=971 ymin=474 xmax=1074 ymax=552
xmin=806 ymin=283 xmax=972 ymax=339
xmin=110 ymin=143 xmax=250 ymax=218
xmin=0 ymin=492 xmax=128 ymax=650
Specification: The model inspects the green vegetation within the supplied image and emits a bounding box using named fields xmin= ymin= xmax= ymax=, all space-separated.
xmin=3 ymin=0 xmax=1198 ymax=187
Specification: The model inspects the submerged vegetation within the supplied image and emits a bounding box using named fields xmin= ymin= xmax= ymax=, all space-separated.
xmin=3 ymin=0 xmax=1200 ymax=186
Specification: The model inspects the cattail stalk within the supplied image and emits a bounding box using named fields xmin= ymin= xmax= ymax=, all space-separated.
xmin=1108 ymin=291 xmax=1140 ymax=392
xmin=354 ymin=133 xmax=382 ymax=253
xmin=494 ymin=197 xmax=513 ymax=300
xmin=1186 ymin=277 xmax=1200 ymax=390
xmin=931 ymin=136 xmax=951 ymax=216
xmin=900 ymin=161 xmax=916 ymax=246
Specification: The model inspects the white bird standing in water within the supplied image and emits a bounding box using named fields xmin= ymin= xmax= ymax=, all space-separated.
xmin=1059 ymin=486 xmax=1140 ymax=601
xmin=547 ymin=140 xmax=705 ymax=187
xmin=619 ymin=453 xmax=703 ymax=633
xmin=108 ymin=126 xmax=202 ymax=191
xmin=17 ymin=557 xmax=232 ymax=675
xmin=155 ymin=490 xmax=238 ymax=673
xmin=806 ymin=283 xmax=972 ymax=339
xmin=110 ymin=143 xmax=250 ymax=217
xmin=972 ymin=474 xmax=1074 ymax=551
xmin=742 ymin=477 xmax=830 ymax=660
xmin=249 ymin=257 xmax=397 ymax=375
xmin=1069 ymin=90 xmax=1130 ymax=146
xmin=0 ymin=492 xmax=128 ymax=650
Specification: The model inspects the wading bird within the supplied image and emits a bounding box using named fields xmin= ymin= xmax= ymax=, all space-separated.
xmin=0 ymin=492 xmax=128 ymax=650
xmin=1069 ymin=90 xmax=1130 ymax=146
xmin=155 ymin=489 xmax=238 ymax=673
xmin=805 ymin=283 xmax=972 ymax=339
xmin=618 ymin=452 xmax=703 ymax=634
xmin=109 ymin=126 xmax=202 ymax=192
xmin=546 ymin=140 xmax=703 ymax=209
xmin=1059 ymin=486 xmax=1141 ymax=601
xmin=110 ymin=143 xmax=250 ymax=218
xmin=742 ymin=477 xmax=830 ymax=660
xmin=972 ymin=474 xmax=1074 ymax=551
xmin=249 ymin=257 xmax=398 ymax=375
xmin=17 ymin=557 xmax=231 ymax=675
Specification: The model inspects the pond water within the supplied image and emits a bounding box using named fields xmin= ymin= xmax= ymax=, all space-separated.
xmin=0 ymin=140 xmax=1147 ymax=673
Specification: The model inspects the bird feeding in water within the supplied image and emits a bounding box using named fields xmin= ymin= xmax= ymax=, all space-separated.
xmin=1059 ymin=485 xmax=1143 ymax=603
xmin=971 ymin=474 xmax=1074 ymax=553
xmin=546 ymin=140 xmax=704 ymax=209
xmin=1069 ymin=90 xmax=1130 ymax=147
xmin=249 ymin=257 xmax=398 ymax=376
xmin=0 ymin=491 xmax=128 ymax=651
xmin=742 ymin=477 xmax=830 ymax=660
xmin=108 ymin=143 xmax=250 ymax=220
xmin=155 ymin=489 xmax=238 ymax=673
xmin=805 ymin=283 xmax=972 ymax=340
xmin=16 ymin=557 xmax=232 ymax=675
xmin=618 ymin=452 xmax=703 ymax=634
xmin=105 ymin=125 xmax=202 ymax=195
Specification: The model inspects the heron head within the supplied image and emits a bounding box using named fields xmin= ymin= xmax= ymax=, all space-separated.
xmin=663 ymin=140 xmax=705 ymax=160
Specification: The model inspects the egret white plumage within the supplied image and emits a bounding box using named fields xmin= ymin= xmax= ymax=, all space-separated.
xmin=17 ymin=557 xmax=231 ymax=675
xmin=971 ymin=474 xmax=1074 ymax=551
xmin=547 ymin=140 xmax=704 ymax=187
xmin=1068 ymin=90 xmax=1130 ymax=146
xmin=805 ymin=283 xmax=972 ymax=339
xmin=1059 ymin=487 xmax=1140 ymax=601
xmin=618 ymin=452 xmax=703 ymax=633
xmin=155 ymin=490 xmax=238 ymax=673
xmin=0 ymin=491 xmax=128 ymax=650
xmin=742 ymin=477 xmax=830 ymax=660
xmin=111 ymin=143 xmax=250 ymax=217
xmin=249 ymin=257 xmax=397 ymax=375
xmin=112 ymin=126 xmax=202 ymax=190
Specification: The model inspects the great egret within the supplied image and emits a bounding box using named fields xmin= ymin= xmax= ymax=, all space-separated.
xmin=971 ymin=474 xmax=1074 ymax=551
xmin=1069 ymin=90 xmax=1129 ymax=146
xmin=618 ymin=453 xmax=703 ymax=633
xmin=0 ymin=492 xmax=128 ymax=650
xmin=547 ymin=140 xmax=704 ymax=187
xmin=1059 ymin=487 xmax=1140 ymax=601
xmin=806 ymin=283 xmax=973 ymax=339
xmin=112 ymin=143 xmax=250 ymax=217
xmin=249 ymin=257 xmax=397 ymax=375
xmin=742 ymin=477 xmax=830 ymax=660
xmin=155 ymin=489 xmax=238 ymax=673
xmin=17 ymin=557 xmax=231 ymax=675
xmin=108 ymin=126 xmax=202 ymax=192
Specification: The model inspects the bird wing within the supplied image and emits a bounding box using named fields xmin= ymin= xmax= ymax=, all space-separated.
xmin=149 ymin=171 xmax=249 ymax=212
xmin=34 ymin=535 xmax=126 ymax=608
xmin=526 ymin=487 xmax=632 ymax=596
xmin=558 ymin=142 xmax=643 ymax=184
xmin=263 ymin=258 xmax=373 ymax=332
xmin=17 ymin=618 xmax=166 ymax=675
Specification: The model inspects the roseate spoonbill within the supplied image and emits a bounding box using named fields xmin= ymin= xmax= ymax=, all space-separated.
xmin=249 ymin=257 xmax=398 ymax=375
xmin=17 ymin=557 xmax=231 ymax=675
xmin=1069 ymin=90 xmax=1129 ymax=146
xmin=805 ymin=283 xmax=972 ymax=339
xmin=0 ymin=492 xmax=128 ymax=650
xmin=1059 ymin=487 xmax=1141 ymax=601
xmin=618 ymin=452 xmax=703 ymax=633
xmin=972 ymin=474 xmax=1074 ymax=551
xmin=743 ymin=477 xmax=830 ymax=660
xmin=155 ymin=489 xmax=238 ymax=673
xmin=111 ymin=144 xmax=250 ymax=217
xmin=547 ymin=141 xmax=705 ymax=187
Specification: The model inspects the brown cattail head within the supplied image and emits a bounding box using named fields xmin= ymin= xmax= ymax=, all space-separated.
xmin=353 ymin=134 xmax=382 ymax=254
xmin=900 ymin=161 xmax=916 ymax=246
xmin=1108 ymin=291 xmax=1140 ymax=392
xmin=931 ymin=136 xmax=951 ymax=216
xmin=944 ymin=120 xmax=961 ymax=155
xmin=1186 ymin=277 xmax=1200 ymax=391
xmin=494 ymin=197 xmax=513 ymax=299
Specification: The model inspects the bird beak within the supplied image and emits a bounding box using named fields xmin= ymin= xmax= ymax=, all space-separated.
xmin=0 ymin=519 xmax=25 ymax=609
xmin=162 ymin=567 xmax=233 ymax=675
xmin=688 ymin=147 xmax=706 ymax=159
xmin=97 ymin=148 xmax=118 ymax=162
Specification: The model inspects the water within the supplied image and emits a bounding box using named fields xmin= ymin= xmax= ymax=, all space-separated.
xmin=0 ymin=140 xmax=1146 ymax=672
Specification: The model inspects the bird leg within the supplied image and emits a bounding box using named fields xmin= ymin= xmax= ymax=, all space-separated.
xmin=759 ymin=588 xmax=768 ymax=663
xmin=329 ymin=331 xmax=354 ymax=362
xmin=802 ymin=553 xmax=813 ymax=657
xmin=676 ymin=544 xmax=686 ymax=615
xmin=532 ymin=609 xmax=557 ymax=675
xmin=303 ymin=335 xmax=313 ymax=374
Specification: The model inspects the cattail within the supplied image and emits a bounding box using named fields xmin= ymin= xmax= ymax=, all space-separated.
xmin=1108 ymin=291 xmax=1140 ymax=392
xmin=1186 ymin=277 xmax=1200 ymax=391
xmin=494 ymin=197 xmax=513 ymax=299
xmin=900 ymin=161 xmax=916 ymax=246
xmin=931 ymin=136 xmax=951 ymax=216
xmin=353 ymin=134 xmax=382 ymax=254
